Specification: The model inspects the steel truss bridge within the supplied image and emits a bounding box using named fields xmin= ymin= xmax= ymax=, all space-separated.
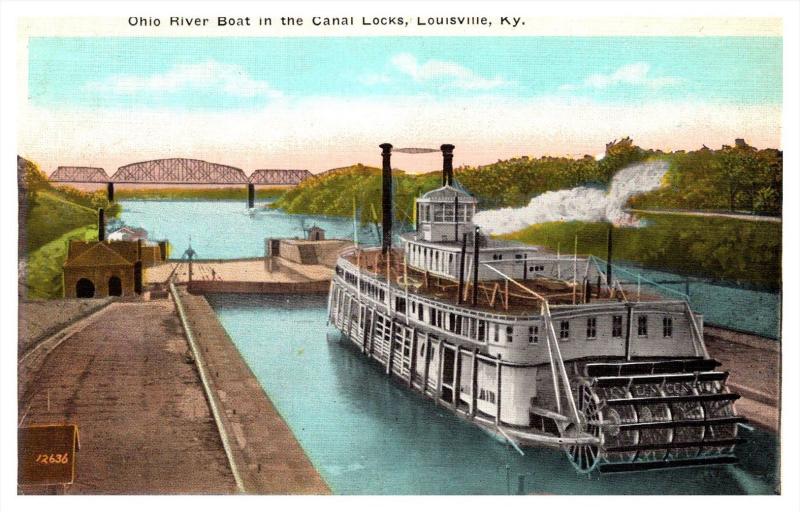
xmin=49 ymin=159 xmax=311 ymax=206
xmin=50 ymin=159 xmax=311 ymax=185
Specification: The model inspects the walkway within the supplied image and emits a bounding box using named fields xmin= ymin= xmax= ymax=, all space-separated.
xmin=18 ymin=301 xmax=237 ymax=494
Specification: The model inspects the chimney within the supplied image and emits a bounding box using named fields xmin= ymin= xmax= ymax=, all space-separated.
xmin=380 ymin=143 xmax=393 ymax=255
xmin=441 ymin=144 xmax=455 ymax=186
xmin=98 ymin=208 xmax=105 ymax=242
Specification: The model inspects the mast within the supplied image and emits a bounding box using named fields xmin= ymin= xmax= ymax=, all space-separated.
xmin=471 ymin=227 xmax=480 ymax=306
xmin=606 ymin=224 xmax=613 ymax=292
xmin=380 ymin=143 xmax=393 ymax=255
xmin=457 ymin=233 xmax=467 ymax=304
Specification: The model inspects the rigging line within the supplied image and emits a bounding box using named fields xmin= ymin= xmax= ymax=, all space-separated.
xmin=393 ymin=148 xmax=439 ymax=154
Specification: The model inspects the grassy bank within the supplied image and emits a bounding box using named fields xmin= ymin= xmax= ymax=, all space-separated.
xmin=20 ymin=156 xmax=118 ymax=299
xmin=25 ymin=225 xmax=98 ymax=299
xmin=498 ymin=214 xmax=781 ymax=291
xmin=114 ymin=187 xmax=286 ymax=201
xmin=25 ymin=190 xmax=99 ymax=253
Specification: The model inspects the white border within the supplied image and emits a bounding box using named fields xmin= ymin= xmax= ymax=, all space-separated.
xmin=2 ymin=2 xmax=798 ymax=512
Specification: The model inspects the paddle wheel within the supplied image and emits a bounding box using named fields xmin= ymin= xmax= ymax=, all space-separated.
xmin=565 ymin=359 xmax=744 ymax=473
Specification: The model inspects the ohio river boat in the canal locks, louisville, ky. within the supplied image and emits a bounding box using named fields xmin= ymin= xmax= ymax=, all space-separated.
xmin=327 ymin=143 xmax=745 ymax=474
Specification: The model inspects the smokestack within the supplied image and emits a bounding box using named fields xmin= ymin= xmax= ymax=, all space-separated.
xmin=380 ymin=143 xmax=393 ymax=255
xmin=441 ymin=144 xmax=455 ymax=186
xmin=98 ymin=208 xmax=105 ymax=242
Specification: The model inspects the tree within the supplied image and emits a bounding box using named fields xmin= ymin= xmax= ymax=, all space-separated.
xmin=715 ymin=150 xmax=746 ymax=212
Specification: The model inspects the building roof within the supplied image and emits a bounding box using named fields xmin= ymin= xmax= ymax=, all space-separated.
xmin=418 ymin=185 xmax=477 ymax=202
xmin=64 ymin=242 xmax=134 ymax=268
xmin=108 ymin=227 xmax=149 ymax=240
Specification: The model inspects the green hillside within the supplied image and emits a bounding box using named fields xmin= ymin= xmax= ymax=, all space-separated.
xmin=25 ymin=225 xmax=99 ymax=299
xmin=273 ymin=138 xmax=655 ymax=222
xmin=273 ymin=138 xmax=782 ymax=221
xmin=19 ymin=157 xmax=118 ymax=298
xmin=629 ymin=141 xmax=781 ymax=215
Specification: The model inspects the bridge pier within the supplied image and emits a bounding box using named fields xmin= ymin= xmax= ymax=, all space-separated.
xmin=107 ymin=182 xmax=115 ymax=202
xmin=247 ymin=183 xmax=255 ymax=209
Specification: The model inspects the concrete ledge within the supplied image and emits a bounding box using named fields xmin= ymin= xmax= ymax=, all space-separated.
xmin=174 ymin=286 xmax=330 ymax=494
xmin=187 ymin=280 xmax=330 ymax=295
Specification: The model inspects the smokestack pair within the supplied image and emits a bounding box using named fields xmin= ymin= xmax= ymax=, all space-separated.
xmin=380 ymin=143 xmax=456 ymax=255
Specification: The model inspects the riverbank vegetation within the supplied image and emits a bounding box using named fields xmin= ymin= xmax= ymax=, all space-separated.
xmin=273 ymin=138 xmax=782 ymax=219
xmin=273 ymin=138 xmax=656 ymax=221
xmin=21 ymin=158 xmax=118 ymax=254
xmin=25 ymin=226 xmax=99 ymax=299
xmin=498 ymin=214 xmax=781 ymax=291
xmin=114 ymin=187 xmax=286 ymax=201
xmin=629 ymin=141 xmax=782 ymax=216
xmin=19 ymin=156 xmax=116 ymax=298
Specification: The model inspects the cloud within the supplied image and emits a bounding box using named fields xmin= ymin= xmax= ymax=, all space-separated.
xmin=389 ymin=53 xmax=510 ymax=90
xmin=357 ymin=73 xmax=393 ymax=86
xmin=84 ymin=60 xmax=282 ymax=99
xmin=561 ymin=62 xmax=682 ymax=91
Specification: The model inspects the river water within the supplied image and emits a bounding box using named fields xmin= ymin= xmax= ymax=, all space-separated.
xmin=120 ymin=200 xmax=779 ymax=494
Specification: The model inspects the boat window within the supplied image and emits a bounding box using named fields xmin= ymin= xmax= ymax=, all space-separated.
xmin=493 ymin=324 xmax=499 ymax=342
xmin=434 ymin=204 xmax=445 ymax=222
xmin=444 ymin=203 xmax=455 ymax=222
xmin=506 ymin=325 xmax=513 ymax=343
xmin=528 ymin=325 xmax=539 ymax=344
xmin=559 ymin=321 xmax=570 ymax=340
xmin=419 ymin=342 xmax=426 ymax=358
xmin=638 ymin=315 xmax=648 ymax=337
xmin=612 ymin=315 xmax=623 ymax=337
xmin=477 ymin=320 xmax=486 ymax=342
xmin=586 ymin=317 xmax=597 ymax=339
xmin=663 ymin=317 xmax=673 ymax=338
xmin=418 ymin=304 xmax=424 ymax=322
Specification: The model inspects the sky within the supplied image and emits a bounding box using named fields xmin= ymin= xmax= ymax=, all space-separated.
xmin=20 ymin=36 xmax=783 ymax=175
